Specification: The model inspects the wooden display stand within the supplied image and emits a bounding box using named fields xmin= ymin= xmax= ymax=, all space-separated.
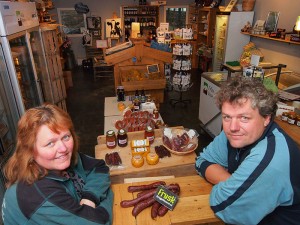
xmin=104 ymin=39 xmax=172 ymax=103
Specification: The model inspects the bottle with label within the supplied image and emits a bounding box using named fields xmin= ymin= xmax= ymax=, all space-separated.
xmin=106 ymin=130 xmax=116 ymax=149
xmin=117 ymin=129 xmax=128 ymax=147
xmin=133 ymin=98 xmax=140 ymax=111
xmin=134 ymin=89 xmax=140 ymax=101
xmin=144 ymin=126 xmax=155 ymax=144
xmin=140 ymin=89 xmax=146 ymax=103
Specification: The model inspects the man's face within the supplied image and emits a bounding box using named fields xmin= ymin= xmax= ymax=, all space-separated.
xmin=221 ymin=99 xmax=271 ymax=148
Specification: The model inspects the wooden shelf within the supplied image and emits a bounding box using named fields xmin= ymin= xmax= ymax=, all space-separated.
xmin=241 ymin=32 xmax=300 ymax=45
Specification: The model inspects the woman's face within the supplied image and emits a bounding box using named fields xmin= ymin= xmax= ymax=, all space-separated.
xmin=34 ymin=125 xmax=74 ymax=172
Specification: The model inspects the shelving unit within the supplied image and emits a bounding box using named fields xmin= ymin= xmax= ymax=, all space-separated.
xmin=35 ymin=0 xmax=56 ymax=24
xmin=121 ymin=5 xmax=159 ymax=39
xmin=188 ymin=4 xmax=200 ymax=40
xmin=241 ymin=32 xmax=300 ymax=45
xmin=169 ymin=41 xmax=193 ymax=107
xmin=197 ymin=7 xmax=218 ymax=48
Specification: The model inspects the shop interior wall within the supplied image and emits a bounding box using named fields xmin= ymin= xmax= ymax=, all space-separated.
xmin=251 ymin=0 xmax=300 ymax=73
xmin=52 ymin=0 xmax=194 ymax=64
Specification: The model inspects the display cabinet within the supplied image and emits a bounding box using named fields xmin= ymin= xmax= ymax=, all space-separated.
xmin=197 ymin=7 xmax=217 ymax=48
xmin=121 ymin=5 xmax=159 ymax=39
xmin=188 ymin=4 xmax=200 ymax=40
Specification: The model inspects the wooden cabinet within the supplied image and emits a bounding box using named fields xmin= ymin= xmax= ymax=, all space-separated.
xmin=121 ymin=5 xmax=159 ymax=40
xmin=197 ymin=7 xmax=217 ymax=48
xmin=188 ymin=4 xmax=200 ymax=40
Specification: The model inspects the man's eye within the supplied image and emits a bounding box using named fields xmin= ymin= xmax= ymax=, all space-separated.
xmin=222 ymin=115 xmax=231 ymax=121
xmin=240 ymin=116 xmax=249 ymax=122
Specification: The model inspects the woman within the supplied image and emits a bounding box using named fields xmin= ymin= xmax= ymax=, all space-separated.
xmin=2 ymin=104 xmax=113 ymax=225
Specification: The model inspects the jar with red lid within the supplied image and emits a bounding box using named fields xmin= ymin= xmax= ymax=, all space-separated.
xmin=106 ymin=130 xmax=116 ymax=149
xmin=117 ymin=129 xmax=128 ymax=147
xmin=287 ymin=112 xmax=296 ymax=125
xmin=144 ymin=126 xmax=155 ymax=144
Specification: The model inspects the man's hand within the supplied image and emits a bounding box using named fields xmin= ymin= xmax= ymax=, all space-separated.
xmin=80 ymin=199 xmax=96 ymax=208
xmin=205 ymin=164 xmax=231 ymax=184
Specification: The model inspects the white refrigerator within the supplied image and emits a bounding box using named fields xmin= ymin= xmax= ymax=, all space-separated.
xmin=212 ymin=11 xmax=254 ymax=71
xmin=0 ymin=1 xmax=46 ymax=116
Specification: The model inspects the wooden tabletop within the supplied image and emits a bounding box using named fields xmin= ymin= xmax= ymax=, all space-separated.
xmin=105 ymin=96 xmax=132 ymax=117
xmin=95 ymin=127 xmax=197 ymax=184
xmin=275 ymin=117 xmax=300 ymax=147
xmin=111 ymin=175 xmax=223 ymax=225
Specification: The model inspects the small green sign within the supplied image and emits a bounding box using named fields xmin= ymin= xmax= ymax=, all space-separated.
xmin=153 ymin=185 xmax=179 ymax=210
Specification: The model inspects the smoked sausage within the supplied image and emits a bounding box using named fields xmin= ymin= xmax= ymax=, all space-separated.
xmin=127 ymin=181 xmax=166 ymax=193
xmin=132 ymin=197 xmax=156 ymax=217
xmin=120 ymin=189 xmax=157 ymax=208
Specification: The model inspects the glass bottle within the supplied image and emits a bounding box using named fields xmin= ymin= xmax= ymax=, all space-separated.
xmin=140 ymin=89 xmax=146 ymax=103
xmin=106 ymin=130 xmax=116 ymax=149
xmin=117 ymin=129 xmax=128 ymax=147
xmin=133 ymin=98 xmax=140 ymax=111
xmin=144 ymin=126 xmax=155 ymax=144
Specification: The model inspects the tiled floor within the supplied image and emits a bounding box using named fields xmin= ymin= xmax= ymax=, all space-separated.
xmin=66 ymin=67 xmax=213 ymax=157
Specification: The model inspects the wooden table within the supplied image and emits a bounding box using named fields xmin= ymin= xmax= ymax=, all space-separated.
xmin=275 ymin=117 xmax=300 ymax=147
xmin=95 ymin=127 xmax=197 ymax=184
xmin=111 ymin=175 xmax=223 ymax=225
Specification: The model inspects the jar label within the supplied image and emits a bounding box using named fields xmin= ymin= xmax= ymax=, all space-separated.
xmin=281 ymin=116 xmax=288 ymax=121
xmin=147 ymin=136 xmax=154 ymax=142
xmin=297 ymin=121 xmax=300 ymax=127
xmin=288 ymin=118 xmax=295 ymax=124
xmin=107 ymin=141 xmax=116 ymax=147
xmin=118 ymin=139 xmax=127 ymax=145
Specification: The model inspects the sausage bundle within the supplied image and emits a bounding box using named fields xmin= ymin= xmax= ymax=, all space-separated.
xmin=105 ymin=152 xmax=122 ymax=166
xmin=120 ymin=181 xmax=180 ymax=219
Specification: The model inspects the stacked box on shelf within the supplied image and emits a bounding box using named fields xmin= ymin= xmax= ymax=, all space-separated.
xmin=41 ymin=28 xmax=67 ymax=111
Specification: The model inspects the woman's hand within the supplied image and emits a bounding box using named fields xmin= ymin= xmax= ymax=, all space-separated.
xmin=80 ymin=199 xmax=96 ymax=208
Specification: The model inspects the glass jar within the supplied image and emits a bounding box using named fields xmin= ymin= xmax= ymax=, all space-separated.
xmin=144 ymin=126 xmax=155 ymax=144
xmin=281 ymin=111 xmax=289 ymax=122
xmin=106 ymin=130 xmax=116 ymax=149
xmin=131 ymin=155 xmax=144 ymax=168
xmin=153 ymin=109 xmax=159 ymax=119
xmin=117 ymin=129 xmax=128 ymax=147
xmin=287 ymin=112 xmax=296 ymax=125
xmin=133 ymin=99 xmax=140 ymax=111
xmin=296 ymin=115 xmax=300 ymax=127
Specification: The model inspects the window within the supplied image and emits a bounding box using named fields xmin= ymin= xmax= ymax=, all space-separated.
xmin=164 ymin=6 xmax=189 ymax=31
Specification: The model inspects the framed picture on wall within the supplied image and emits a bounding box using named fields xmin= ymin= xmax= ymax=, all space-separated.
xmin=86 ymin=16 xmax=101 ymax=29
xmin=57 ymin=8 xmax=86 ymax=36
xmin=91 ymin=29 xmax=101 ymax=36
xmin=106 ymin=18 xmax=122 ymax=38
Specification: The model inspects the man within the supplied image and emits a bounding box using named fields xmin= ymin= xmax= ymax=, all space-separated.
xmin=195 ymin=77 xmax=300 ymax=225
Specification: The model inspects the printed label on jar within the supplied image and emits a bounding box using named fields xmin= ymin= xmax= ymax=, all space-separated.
xmin=288 ymin=118 xmax=295 ymax=124
xmin=297 ymin=121 xmax=300 ymax=127
xmin=107 ymin=141 xmax=116 ymax=147
xmin=118 ymin=139 xmax=127 ymax=145
xmin=281 ymin=116 xmax=288 ymax=121
xmin=147 ymin=136 xmax=154 ymax=142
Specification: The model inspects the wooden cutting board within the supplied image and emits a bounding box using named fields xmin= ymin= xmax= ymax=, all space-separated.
xmin=111 ymin=175 xmax=223 ymax=225
xmin=95 ymin=127 xmax=198 ymax=183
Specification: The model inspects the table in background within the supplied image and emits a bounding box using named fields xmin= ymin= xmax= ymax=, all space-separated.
xmin=95 ymin=127 xmax=197 ymax=184
xmin=112 ymin=175 xmax=224 ymax=225
xmin=275 ymin=117 xmax=300 ymax=147
xmin=104 ymin=96 xmax=163 ymax=134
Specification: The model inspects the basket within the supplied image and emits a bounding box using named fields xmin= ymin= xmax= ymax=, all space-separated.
xmin=163 ymin=142 xmax=198 ymax=155
xmin=242 ymin=0 xmax=256 ymax=11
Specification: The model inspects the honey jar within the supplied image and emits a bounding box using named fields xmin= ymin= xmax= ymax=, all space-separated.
xmin=106 ymin=130 xmax=116 ymax=149
xmin=144 ymin=126 xmax=155 ymax=144
xmin=153 ymin=109 xmax=159 ymax=119
xmin=131 ymin=155 xmax=144 ymax=168
xmin=146 ymin=152 xmax=159 ymax=165
xmin=281 ymin=111 xmax=289 ymax=122
xmin=287 ymin=112 xmax=296 ymax=125
xmin=296 ymin=115 xmax=300 ymax=127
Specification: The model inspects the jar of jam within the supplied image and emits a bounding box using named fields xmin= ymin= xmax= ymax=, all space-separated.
xmin=133 ymin=99 xmax=140 ymax=111
xmin=281 ymin=111 xmax=289 ymax=122
xmin=287 ymin=112 xmax=296 ymax=125
xmin=131 ymin=155 xmax=144 ymax=168
xmin=296 ymin=115 xmax=300 ymax=127
xmin=153 ymin=109 xmax=159 ymax=119
xmin=117 ymin=129 xmax=128 ymax=147
xmin=144 ymin=126 xmax=155 ymax=144
xmin=106 ymin=130 xmax=116 ymax=149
